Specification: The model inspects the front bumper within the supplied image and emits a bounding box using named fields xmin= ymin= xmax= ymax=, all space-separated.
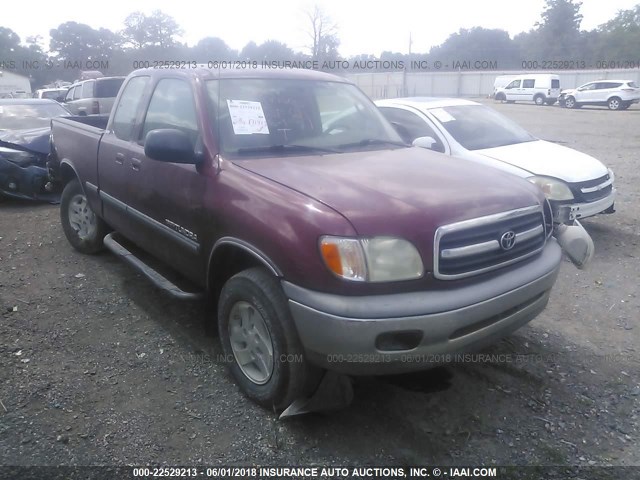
xmin=284 ymin=240 xmax=562 ymax=375
xmin=554 ymin=188 xmax=616 ymax=223
xmin=0 ymin=158 xmax=49 ymax=201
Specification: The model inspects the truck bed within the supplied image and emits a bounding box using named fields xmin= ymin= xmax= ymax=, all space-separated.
xmin=50 ymin=115 xmax=109 ymax=192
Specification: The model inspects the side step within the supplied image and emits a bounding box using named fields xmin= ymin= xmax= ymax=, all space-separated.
xmin=103 ymin=233 xmax=204 ymax=300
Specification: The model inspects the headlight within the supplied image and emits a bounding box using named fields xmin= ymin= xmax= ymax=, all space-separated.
xmin=319 ymin=236 xmax=423 ymax=282
xmin=527 ymin=176 xmax=574 ymax=201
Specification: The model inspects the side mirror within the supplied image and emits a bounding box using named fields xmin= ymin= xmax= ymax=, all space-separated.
xmin=554 ymin=220 xmax=594 ymax=269
xmin=144 ymin=129 xmax=198 ymax=164
xmin=412 ymin=136 xmax=437 ymax=150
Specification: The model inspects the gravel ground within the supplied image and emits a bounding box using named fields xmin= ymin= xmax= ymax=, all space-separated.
xmin=1 ymin=100 xmax=638 ymax=467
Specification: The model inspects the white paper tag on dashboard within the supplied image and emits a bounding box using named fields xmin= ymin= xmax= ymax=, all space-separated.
xmin=227 ymin=100 xmax=270 ymax=135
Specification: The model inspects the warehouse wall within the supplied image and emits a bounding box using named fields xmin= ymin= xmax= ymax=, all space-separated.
xmin=346 ymin=69 xmax=640 ymax=99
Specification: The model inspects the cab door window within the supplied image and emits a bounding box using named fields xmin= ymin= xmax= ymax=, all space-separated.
xmin=141 ymin=79 xmax=198 ymax=145
xmin=112 ymin=76 xmax=150 ymax=141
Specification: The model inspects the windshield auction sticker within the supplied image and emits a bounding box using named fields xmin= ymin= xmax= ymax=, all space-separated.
xmin=227 ymin=100 xmax=270 ymax=135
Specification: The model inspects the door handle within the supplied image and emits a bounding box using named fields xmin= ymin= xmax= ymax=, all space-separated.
xmin=115 ymin=153 xmax=125 ymax=165
xmin=131 ymin=158 xmax=141 ymax=172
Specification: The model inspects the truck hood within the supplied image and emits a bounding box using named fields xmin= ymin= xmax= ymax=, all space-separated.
xmin=475 ymin=140 xmax=608 ymax=183
xmin=233 ymin=147 xmax=543 ymax=238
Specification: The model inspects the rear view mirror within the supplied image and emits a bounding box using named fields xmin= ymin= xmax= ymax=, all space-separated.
xmin=412 ymin=136 xmax=437 ymax=150
xmin=144 ymin=129 xmax=198 ymax=164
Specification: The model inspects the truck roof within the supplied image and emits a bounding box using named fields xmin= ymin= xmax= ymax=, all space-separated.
xmin=131 ymin=66 xmax=352 ymax=83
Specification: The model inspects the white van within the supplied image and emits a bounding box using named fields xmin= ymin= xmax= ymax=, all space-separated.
xmin=494 ymin=74 xmax=561 ymax=105
xmin=492 ymin=75 xmax=517 ymax=98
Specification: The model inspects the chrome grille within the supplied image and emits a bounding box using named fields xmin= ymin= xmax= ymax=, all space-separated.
xmin=570 ymin=173 xmax=613 ymax=203
xmin=434 ymin=205 xmax=546 ymax=280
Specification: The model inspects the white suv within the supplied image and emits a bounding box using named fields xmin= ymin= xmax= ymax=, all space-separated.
xmin=560 ymin=80 xmax=640 ymax=110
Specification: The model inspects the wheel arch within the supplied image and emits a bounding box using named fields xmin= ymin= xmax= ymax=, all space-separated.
xmin=206 ymin=237 xmax=283 ymax=304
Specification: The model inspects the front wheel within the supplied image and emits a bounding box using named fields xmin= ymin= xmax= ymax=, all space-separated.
xmin=60 ymin=179 xmax=109 ymax=254
xmin=218 ymin=268 xmax=318 ymax=410
xmin=564 ymin=96 xmax=577 ymax=109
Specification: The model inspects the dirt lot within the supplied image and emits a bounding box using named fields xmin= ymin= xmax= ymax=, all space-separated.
xmin=1 ymin=101 xmax=639 ymax=468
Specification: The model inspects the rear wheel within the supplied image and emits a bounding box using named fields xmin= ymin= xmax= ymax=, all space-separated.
xmin=545 ymin=99 xmax=556 ymax=106
xmin=218 ymin=268 xmax=319 ymax=410
xmin=60 ymin=179 xmax=108 ymax=254
xmin=608 ymin=97 xmax=622 ymax=110
xmin=534 ymin=95 xmax=545 ymax=106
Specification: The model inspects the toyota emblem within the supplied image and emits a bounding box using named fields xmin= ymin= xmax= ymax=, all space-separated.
xmin=500 ymin=231 xmax=516 ymax=250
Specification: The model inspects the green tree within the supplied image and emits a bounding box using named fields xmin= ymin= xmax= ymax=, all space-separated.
xmin=596 ymin=4 xmax=640 ymax=60
xmin=121 ymin=10 xmax=182 ymax=50
xmin=192 ymin=37 xmax=236 ymax=62
xmin=429 ymin=27 xmax=519 ymax=69
xmin=49 ymin=22 xmax=118 ymax=62
xmin=534 ymin=0 xmax=584 ymax=60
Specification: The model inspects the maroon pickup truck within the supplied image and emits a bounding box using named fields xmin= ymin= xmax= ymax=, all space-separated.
xmin=49 ymin=67 xmax=562 ymax=412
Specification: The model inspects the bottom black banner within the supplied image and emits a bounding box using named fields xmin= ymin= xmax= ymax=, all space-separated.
xmin=0 ymin=465 xmax=637 ymax=480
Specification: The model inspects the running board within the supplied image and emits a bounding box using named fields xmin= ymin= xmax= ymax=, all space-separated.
xmin=103 ymin=233 xmax=204 ymax=300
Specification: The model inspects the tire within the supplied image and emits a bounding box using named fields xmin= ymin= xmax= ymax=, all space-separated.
xmin=608 ymin=97 xmax=622 ymax=110
xmin=545 ymin=99 xmax=556 ymax=106
xmin=534 ymin=95 xmax=545 ymax=106
xmin=564 ymin=96 xmax=577 ymax=109
xmin=60 ymin=179 xmax=109 ymax=254
xmin=494 ymin=93 xmax=506 ymax=102
xmin=506 ymin=100 xmax=515 ymax=104
xmin=218 ymin=267 xmax=319 ymax=410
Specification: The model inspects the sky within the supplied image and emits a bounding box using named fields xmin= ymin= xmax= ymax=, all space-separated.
xmin=2 ymin=0 xmax=639 ymax=57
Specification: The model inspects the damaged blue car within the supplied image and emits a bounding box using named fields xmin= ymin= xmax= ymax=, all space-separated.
xmin=0 ymin=99 xmax=70 ymax=202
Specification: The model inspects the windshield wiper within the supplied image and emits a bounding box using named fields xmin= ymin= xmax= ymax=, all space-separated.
xmin=337 ymin=139 xmax=408 ymax=149
xmin=235 ymin=144 xmax=339 ymax=155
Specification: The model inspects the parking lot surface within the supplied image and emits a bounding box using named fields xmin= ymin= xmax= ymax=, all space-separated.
xmin=1 ymin=101 xmax=638 ymax=466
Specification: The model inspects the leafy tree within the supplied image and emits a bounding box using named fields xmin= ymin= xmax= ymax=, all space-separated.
xmin=595 ymin=4 xmax=640 ymax=60
xmin=192 ymin=37 xmax=236 ymax=62
xmin=121 ymin=10 xmax=182 ymax=50
xmin=429 ymin=28 xmax=519 ymax=69
xmin=534 ymin=0 xmax=584 ymax=60
xmin=49 ymin=22 xmax=118 ymax=63
xmin=0 ymin=27 xmax=21 ymax=56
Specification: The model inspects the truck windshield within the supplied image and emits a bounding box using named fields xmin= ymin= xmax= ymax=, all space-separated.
xmin=207 ymin=79 xmax=405 ymax=157
xmin=430 ymin=105 xmax=536 ymax=150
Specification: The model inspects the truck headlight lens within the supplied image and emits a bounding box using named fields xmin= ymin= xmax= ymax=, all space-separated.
xmin=527 ymin=176 xmax=574 ymax=201
xmin=320 ymin=236 xmax=423 ymax=282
